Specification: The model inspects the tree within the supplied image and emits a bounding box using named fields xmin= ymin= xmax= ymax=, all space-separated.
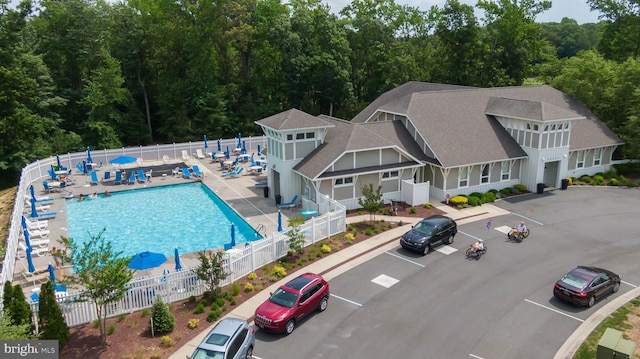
xmin=3 ymin=283 xmax=34 ymax=332
xmin=588 ymin=0 xmax=640 ymax=60
xmin=194 ymin=251 xmax=229 ymax=299
xmin=38 ymin=281 xmax=70 ymax=348
xmin=286 ymin=216 xmax=307 ymax=256
xmin=59 ymin=230 xmax=134 ymax=346
xmin=0 ymin=315 xmax=36 ymax=340
xmin=150 ymin=295 xmax=175 ymax=334
xmin=358 ymin=183 xmax=384 ymax=224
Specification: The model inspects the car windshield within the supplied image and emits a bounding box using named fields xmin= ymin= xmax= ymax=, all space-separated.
xmin=190 ymin=348 xmax=224 ymax=359
xmin=269 ymin=288 xmax=298 ymax=308
xmin=561 ymin=272 xmax=591 ymax=289
xmin=413 ymin=221 xmax=435 ymax=236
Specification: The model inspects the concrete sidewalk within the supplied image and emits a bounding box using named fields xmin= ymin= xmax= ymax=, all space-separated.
xmin=168 ymin=203 xmax=508 ymax=358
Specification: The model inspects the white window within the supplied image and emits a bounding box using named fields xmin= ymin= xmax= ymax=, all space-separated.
xmin=481 ymin=164 xmax=490 ymax=183
xmin=577 ymin=151 xmax=585 ymax=168
xmin=381 ymin=171 xmax=399 ymax=179
xmin=501 ymin=161 xmax=511 ymax=181
xmin=593 ymin=148 xmax=602 ymax=166
xmin=335 ymin=177 xmax=353 ymax=186
xmin=459 ymin=167 xmax=468 ymax=187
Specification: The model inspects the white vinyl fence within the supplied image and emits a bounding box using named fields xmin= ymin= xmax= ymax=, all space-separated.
xmin=1 ymin=136 xmax=347 ymax=327
xmin=29 ymin=210 xmax=345 ymax=327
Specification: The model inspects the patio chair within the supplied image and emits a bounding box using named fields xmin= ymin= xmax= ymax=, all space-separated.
xmin=42 ymin=181 xmax=59 ymax=194
xmin=89 ymin=171 xmax=100 ymax=185
xmin=136 ymin=169 xmax=147 ymax=183
xmin=196 ymin=149 xmax=205 ymax=159
xmin=225 ymin=167 xmax=244 ymax=177
xmin=277 ymin=195 xmax=299 ymax=210
xmin=128 ymin=171 xmax=136 ymax=185
xmin=192 ymin=165 xmax=203 ymax=178
xmin=182 ymin=150 xmax=190 ymax=160
xmin=114 ymin=171 xmax=122 ymax=184
xmin=182 ymin=168 xmax=193 ymax=179
xmin=162 ymin=155 xmax=170 ymax=164
xmin=102 ymin=171 xmax=112 ymax=182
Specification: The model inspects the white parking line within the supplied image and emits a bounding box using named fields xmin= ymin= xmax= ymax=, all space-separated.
xmin=524 ymin=299 xmax=584 ymax=322
xmin=469 ymin=354 xmax=485 ymax=359
xmin=330 ymin=293 xmax=363 ymax=307
xmin=622 ymin=280 xmax=638 ymax=288
xmin=385 ymin=251 xmax=426 ymax=267
xmin=512 ymin=213 xmax=544 ymax=226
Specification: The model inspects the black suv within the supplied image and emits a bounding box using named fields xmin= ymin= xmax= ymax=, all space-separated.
xmin=400 ymin=215 xmax=457 ymax=255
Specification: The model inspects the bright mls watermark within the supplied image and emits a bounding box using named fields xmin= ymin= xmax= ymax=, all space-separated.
xmin=1 ymin=340 xmax=58 ymax=358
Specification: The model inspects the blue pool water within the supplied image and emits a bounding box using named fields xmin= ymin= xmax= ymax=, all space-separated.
xmin=65 ymin=183 xmax=260 ymax=258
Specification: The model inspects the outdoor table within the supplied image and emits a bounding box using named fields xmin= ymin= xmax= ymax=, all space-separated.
xmin=239 ymin=154 xmax=251 ymax=162
xmin=250 ymin=165 xmax=262 ymax=175
xmin=54 ymin=170 xmax=68 ymax=175
xmin=233 ymin=148 xmax=242 ymax=154
xmin=256 ymin=159 xmax=267 ymax=165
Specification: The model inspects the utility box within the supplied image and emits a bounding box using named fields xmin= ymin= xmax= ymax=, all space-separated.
xmin=596 ymin=328 xmax=636 ymax=359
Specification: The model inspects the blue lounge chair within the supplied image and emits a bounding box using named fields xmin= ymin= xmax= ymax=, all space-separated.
xmin=128 ymin=171 xmax=136 ymax=185
xmin=114 ymin=171 xmax=122 ymax=184
xmin=192 ymin=165 xmax=203 ymax=178
xmin=225 ymin=167 xmax=244 ymax=177
xmin=42 ymin=181 xmax=59 ymax=194
xmin=103 ymin=171 xmax=112 ymax=182
xmin=28 ymin=211 xmax=57 ymax=220
xmin=182 ymin=168 xmax=192 ymax=179
xmin=136 ymin=169 xmax=147 ymax=183
xmin=277 ymin=195 xmax=299 ymax=210
xmin=89 ymin=171 xmax=99 ymax=185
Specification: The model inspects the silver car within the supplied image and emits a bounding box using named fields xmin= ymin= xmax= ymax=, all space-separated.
xmin=187 ymin=317 xmax=255 ymax=359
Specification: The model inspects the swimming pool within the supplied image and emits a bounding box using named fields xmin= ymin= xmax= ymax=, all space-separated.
xmin=65 ymin=183 xmax=260 ymax=258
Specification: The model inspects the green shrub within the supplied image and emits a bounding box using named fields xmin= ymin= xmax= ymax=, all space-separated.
xmin=592 ymin=175 xmax=604 ymax=185
xmin=193 ymin=302 xmax=205 ymax=314
xmin=151 ymin=296 xmax=176 ymax=334
xmin=423 ymin=203 xmax=433 ymax=209
xmin=108 ymin=325 xmax=116 ymax=335
xmin=580 ymin=175 xmax=592 ymax=184
xmin=244 ymin=283 xmax=254 ymax=292
xmin=481 ymin=192 xmax=496 ymax=203
xmin=602 ymin=169 xmax=617 ymax=179
xmin=449 ymin=196 xmax=468 ymax=205
xmin=161 ymin=336 xmax=173 ymax=347
xmin=188 ymin=296 xmax=197 ymax=303
xmin=467 ymin=196 xmax=482 ymax=206
xmin=272 ymin=265 xmax=287 ymax=278
xmin=409 ymin=206 xmax=416 ymax=214
xmin=513 ymin=184 xmax=527 ymax=192
xmin=188 ymin=319 xmax=199 ymax=329
xmin=469 ymin=192 xmax=483 ymax=199
xmin=230 ymin=283 xmax=240 ymax=296
xmin=608 ymin=178 xmax=620 ymax=186
xmin=321 ymin=244 xmax=331 ymax=253
xmin=488 ymin=189 xmax=498 ymax=194
xmin=500 ymin=187 xmax=512 ymax=196
xmin=207 ymin=310 xmax=221 ymax=322
xmin=365 ymin=228 xmax=373 ymax=236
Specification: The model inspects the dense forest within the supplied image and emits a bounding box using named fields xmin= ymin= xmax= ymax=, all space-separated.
xmin=1 ymin=0 xmax=640 ymax=187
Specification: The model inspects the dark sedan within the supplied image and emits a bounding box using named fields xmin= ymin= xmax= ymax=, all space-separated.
xmin=553 ymin=266 xmax=621 ymax=307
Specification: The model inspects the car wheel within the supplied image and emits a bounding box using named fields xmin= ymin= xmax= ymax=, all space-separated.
xmin=285 ymin=319 xmax=296 ymax=335
xmin=246 ymin=346 xmax=253 ymax=358
xmin=588 ymin=296 xmax=596 ymax=307
xmin=318 ymin=296 xmax=328 ymax=312
xmin=613 ymin=282 xmax=620 ymax=293
xmin=446 ymin=234 xmax=454 ymax=245
xmin=422 ymin=245 xmax=430 ymax=256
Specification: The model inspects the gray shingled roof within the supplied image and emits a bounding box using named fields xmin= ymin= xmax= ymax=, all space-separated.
xmin=257 ymin=108 xmax=335 ymax=131
xmin=292 ymin=117 xmax=426 ymax=179
xmin=485 ymin=97 xmax=586 ymax=122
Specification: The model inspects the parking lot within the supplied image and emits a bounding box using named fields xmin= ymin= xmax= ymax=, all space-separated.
xmin=251 ymin=187 xmax=640 ymax=359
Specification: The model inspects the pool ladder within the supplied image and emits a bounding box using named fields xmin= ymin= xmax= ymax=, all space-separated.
xmin=255 ymin=224 xmax=267 ymax=237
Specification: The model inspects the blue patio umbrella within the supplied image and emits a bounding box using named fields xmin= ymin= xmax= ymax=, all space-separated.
xmin=86 ymin=146 xmax=93 ymax=163
xmin=56 ymin=154 xmax=61 ymax=169
xmin=257 ymin=144 xmax=261 ymax=154
xmin=26 ymin=246 xmax=35 ymax=273
xmin=204 ymin=135 xmax=208 ymax=150
xmin=30 ymin=197 xmax=38 ymax=218
xmin=230 ymin=223 xmax=236 ymax=247
xmin=82 ymin=160 xmax=88 ymax=174
xmin=277 ymin=210 xmax=283 ymax=232
xmin=30 ymin=184 xmax=36 ymax=199
xmin=237 ymin=133 xmax=242 ymax=148
xmin=48 ymin=263 xmax=56 ymax=283
xmin=174 ymin=248 xmax=183 ymax=271
xmin=242 ymin=140 xmax=246 ymax=152
xmin=110 ymin=155 xmax=137 ymax=165
xmin=217 ymin=139 xmax=221 ymax=152
xmin=128 ymin=251 xmax=167 ymax=270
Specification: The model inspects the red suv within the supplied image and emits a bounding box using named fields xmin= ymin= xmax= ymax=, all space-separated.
xmin=254 ymin=272 xmax=330 ymax=335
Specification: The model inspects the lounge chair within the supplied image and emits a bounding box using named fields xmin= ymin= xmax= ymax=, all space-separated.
xmin=196 ymin=149 xmax=205 ymax=159
xmin=42 ymin=181 xmax=59 ymax=194
xmin=225 ymin=167 xmax=244 ymax=177
xmin=21 ymin=270 xmax=49 ymax=286
xmin=146 ymin=169 xmax=152 ymax=181
xmin=114 ymin=171 xmax=122 ymax=184
xmin=182 ymin=167 xmax=192 ymax=179
xmin=192 ymin=165 xmax=203 ymax=178
xmin=28 ymin=210 xmax=57 ymax=220
xmin=26 ymin=228 xmax=50 ymax=239
xmin=103 ymin=171 xmax=112 ymax=182
xmin=29 ymin=203 xmax=51 ymax=213
xmin=128 ymin=171 xmax=136 ymax=185
xmin=23 ymin=236 xmax=50 ymax=248
xmin=18 ymin=242 xmax=49 ymax=257
xmin=90 ymin=171 xmax=100 ymax=185
xmin=27 ymin=194 xmax=54 ymax=203
xmin=182 ymin=150 xmax=190 ymax=160
xmin=136 ymin=169 xmax=147 ymax=183
xmin=277 ymin=195 xmax=299 ymax=210
xmin=25 ymin=218 xmax=48 ymax=231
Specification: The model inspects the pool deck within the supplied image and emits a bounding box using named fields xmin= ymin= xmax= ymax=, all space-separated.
xmin=15 ymin=154 xmax=289 ymax=293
